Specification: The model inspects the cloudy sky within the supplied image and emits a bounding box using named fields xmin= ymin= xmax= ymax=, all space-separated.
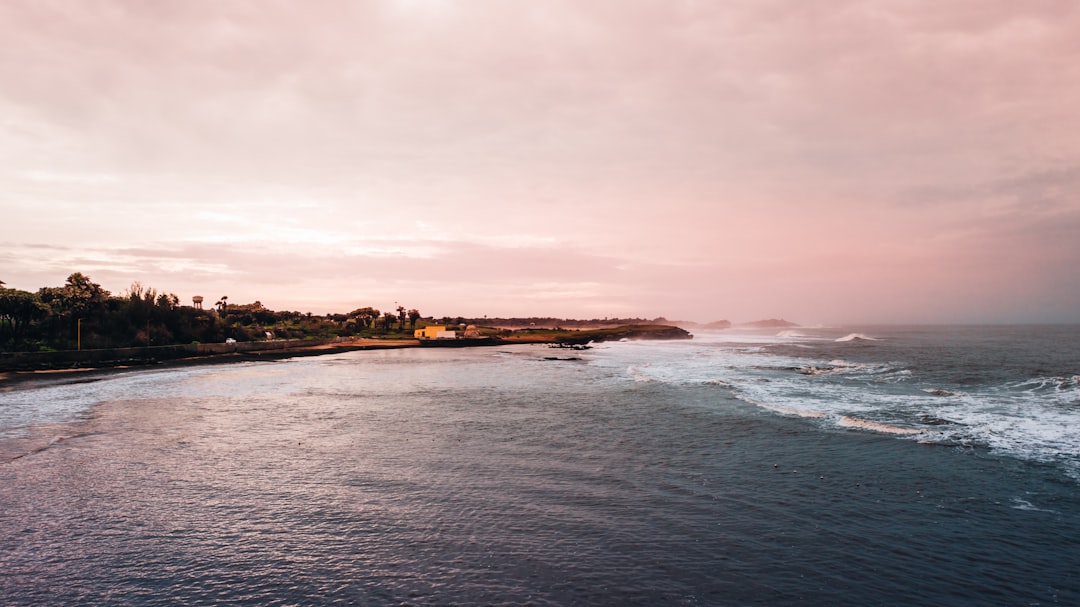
xmin=3 ymin=0 xmax=1079 ymax=324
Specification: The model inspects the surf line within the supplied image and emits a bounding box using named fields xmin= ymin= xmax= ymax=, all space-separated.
xmin=837 ymin=416 xmax=922 ymax=435
xmin=6 ymin=434 xmax=85 ymax=463
xmin=834 ymin=333 xmax=879 ymax=342
xmin=737 ymin=395 xmax=826 ymax=419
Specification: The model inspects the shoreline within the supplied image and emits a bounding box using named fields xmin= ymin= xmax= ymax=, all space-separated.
xmin=0 ymin=336 xmax=592 ymax=389
xmin=0 ymin=324 xmax=692 ymax=389
xmin=0 ymin=338 xmax=420 ymax=389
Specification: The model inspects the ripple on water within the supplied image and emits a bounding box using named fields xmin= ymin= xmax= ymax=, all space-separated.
xmin=2 ymin=346 xmax=1079 ymax=606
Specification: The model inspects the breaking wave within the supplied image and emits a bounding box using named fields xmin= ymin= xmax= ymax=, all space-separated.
xmin=1010 ymin=497 xmax=1057 ymax=513
xmin=923 ymin=388 xmax=960 ymax=397
xmin=626 ymin=366 xmax=657 ymax=383
xmin=835 ymin=333 xmax=879 ymax=342
xmin=837 ymin=416 xmax=923 ymax=435
xmin=736 ymin=395 xmax=826 ymax=418
xmin=588 ymin=329 xmax=1080 ymax=480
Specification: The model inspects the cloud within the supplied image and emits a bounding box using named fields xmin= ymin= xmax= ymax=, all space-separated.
xmin=23 ymin=171 xmax=117 ymax=184
xmin=2 ymin=1 xmax=1080 ymax=322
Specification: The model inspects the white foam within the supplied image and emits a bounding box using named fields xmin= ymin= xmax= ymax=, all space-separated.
xmin=923 ymin=388 xmax=959 ymax=397
xmin=0 ymin=364 xmax=277 ymax=438
xmin=588 ymin=335 xmax=1080 ymax=478
xmin=835 ymin=333 xmax=879 ymax=342
xmin=800 ymin=359 xmax=867 ymax=375
xmin=1010 ymin=497 xmax=1056 ymax=513
xmin=837 ymin=416 xmax=923 ymax=435
xmin=626 ymin=366 xmax=656 ymax=383
xmin=737 ymin=395 xmax=826 ymax=418
xmin=1009 ymin=375 xmax=1080 ymax=394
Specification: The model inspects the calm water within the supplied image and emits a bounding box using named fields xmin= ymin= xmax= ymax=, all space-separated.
xmin=2 ymin=326 xmax=1079 ymax=605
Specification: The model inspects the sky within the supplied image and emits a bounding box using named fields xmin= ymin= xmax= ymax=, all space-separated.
xmin=2 ymin=0 xmax=1079 ymax=324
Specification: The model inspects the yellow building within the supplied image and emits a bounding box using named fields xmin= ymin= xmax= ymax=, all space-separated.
xmin=414 ymin=325 xmax=448 ymax=339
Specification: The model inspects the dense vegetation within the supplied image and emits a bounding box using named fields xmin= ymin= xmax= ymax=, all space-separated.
xmin=0 ymin=273 xmax=423 ymax=353
xmin=1 ymin=273 xmax=698 ymax=355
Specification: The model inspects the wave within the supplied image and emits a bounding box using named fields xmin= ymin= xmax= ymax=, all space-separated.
xmin=737 ymin=395 xmax=825 ymax=418
xmin=1010 ymin=497 xmax=1057 ymax=513
xmin=1008 ymin=375 xmax=1080 ymax=394
xmin=923 ymin=388 xmax=959 ymax=397
xmin=835 ymin=333 xmax=879 ymax=342
xmin=796 ymin=360 xmax=908 ymax=382
xmin=626 ymin=366 xmax=656 ymax=383
xmin=776 ymin=330 xmax=806 ymax=338
xmin=592 ymin=332 xmax=1080 ymax=479
xmin=8 ymin=432 xmax=96 ymax=462
xmin=837 ymin=416 xmax=923 ymax=435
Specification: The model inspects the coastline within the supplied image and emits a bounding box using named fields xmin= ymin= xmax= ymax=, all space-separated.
xmin=0 ymin=324 xmax=692 ymax=389
xmin=0 ymin=338 xmax=419 ymax=389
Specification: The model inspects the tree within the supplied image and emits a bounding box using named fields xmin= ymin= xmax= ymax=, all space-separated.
xmin=34 ymin=273 xmax=109 ymax=347
xmin=396 ymin=305 xmax=406 ymax=331
xmin=348 ymin=306 xmax=379 ymax=329
xmin=156 ymin=292 xmax=179 ymax=310
xmin=0 ymin=288 xmax=48 ymax=347
xmin=408 ymin=308 xmax=421 ymax=329
xmin=60 ymin=272 xmax=109 ymax=317
xmin=215 ymin=295 xmax=228 ymax=316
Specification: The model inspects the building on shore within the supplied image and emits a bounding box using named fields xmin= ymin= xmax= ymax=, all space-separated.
xmin=414 ymin=325 xmax=456 ymax=340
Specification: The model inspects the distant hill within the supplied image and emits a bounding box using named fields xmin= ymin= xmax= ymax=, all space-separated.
xmin=657 ymin=319 xmax=731 ymax=330
xmin=738 ymin=318 xmax=798 ymax=328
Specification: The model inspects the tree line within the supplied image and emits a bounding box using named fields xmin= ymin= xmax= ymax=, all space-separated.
xmin=0 ymin=273 xmax=423 ymax=352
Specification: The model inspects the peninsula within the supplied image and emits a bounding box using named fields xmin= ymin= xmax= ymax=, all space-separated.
xmin=0 ymin=323 xmax=691 ymax=383
xmin=0 ymin=272 xmax=704 ymax=380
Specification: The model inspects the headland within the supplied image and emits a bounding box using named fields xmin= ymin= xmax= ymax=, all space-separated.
xmin=0 ymin=324 xmax=691 ymax=386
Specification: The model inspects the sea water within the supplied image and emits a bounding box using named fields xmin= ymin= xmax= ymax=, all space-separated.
xmin=2 ymin=326 xmax=1078 ymax=605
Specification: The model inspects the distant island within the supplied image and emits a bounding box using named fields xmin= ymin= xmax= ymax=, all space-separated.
xmin=737 ymin=318 xmax=799 ymax=328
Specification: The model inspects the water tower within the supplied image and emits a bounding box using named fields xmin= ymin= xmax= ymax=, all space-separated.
xmin=192 ymin=295 xmax=204 ymax=309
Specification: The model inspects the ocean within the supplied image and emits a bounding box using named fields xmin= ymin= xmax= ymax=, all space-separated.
xmin=2 ymin=325 xmax=1078 ymax=606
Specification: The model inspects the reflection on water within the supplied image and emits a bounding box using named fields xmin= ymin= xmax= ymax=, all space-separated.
xmin=2 ymin=344 xmax=1079 ymax=606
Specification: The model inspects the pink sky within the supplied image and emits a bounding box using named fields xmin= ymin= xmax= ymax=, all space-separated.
xmin=3 ymin=0 xmax=1079 ymax=324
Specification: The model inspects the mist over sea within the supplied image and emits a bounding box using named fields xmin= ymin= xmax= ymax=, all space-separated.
xmin=2 ymin=325 xmax=1079 ymax=605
